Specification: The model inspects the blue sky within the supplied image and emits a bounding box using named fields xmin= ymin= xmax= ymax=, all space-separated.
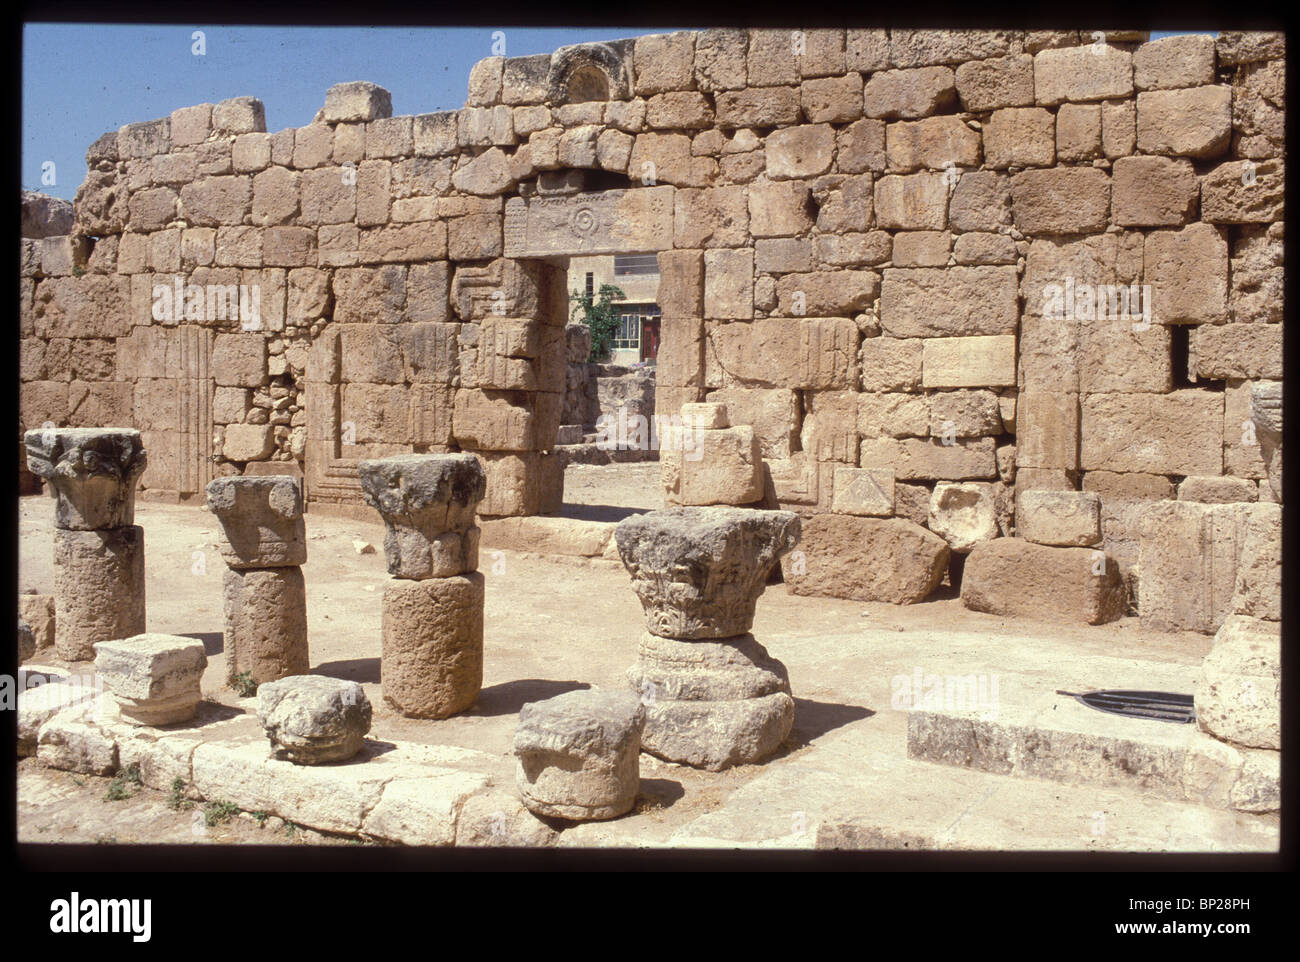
xmin=21 ymin=25 xmax=684 ymax=199
xmin=23 ymin=26 xmax=1202 ymax=200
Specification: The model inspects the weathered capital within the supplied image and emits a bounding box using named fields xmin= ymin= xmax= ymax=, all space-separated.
xmin=359 ymin=454 xmax=487 ymax=579
xmin=614 ymin=507 xmax=802 ymax=639
xmin=24 ymin=427 xmax=147 ymax=530
xmin=206 ymin=476 xmax=306 ymax=568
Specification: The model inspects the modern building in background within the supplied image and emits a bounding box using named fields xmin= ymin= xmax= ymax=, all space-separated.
xmin=567 ymin=254 xmax=661 ymax=366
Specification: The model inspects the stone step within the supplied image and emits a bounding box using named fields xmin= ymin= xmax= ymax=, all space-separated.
xmin=660 ymin=714 xmax=1277 ymax=852
xmin=906 ymin=688 xmax=1279 ymax=814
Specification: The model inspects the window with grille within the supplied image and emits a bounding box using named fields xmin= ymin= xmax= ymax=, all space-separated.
xmin=612 ymin=303 xmax=660 ymax=350
xmin=613 ymin=254 xmax=659 ymax=276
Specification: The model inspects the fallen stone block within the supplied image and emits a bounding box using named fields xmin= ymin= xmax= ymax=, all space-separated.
xmin=515 ymin=688 xmax=646 ymax=821
xmin=928 ymin=482 xmax=999 ymax=553
xmin=93 ymin=633 xmax=207 ymax=726
xmin=961 ymin=539 xmax=1126 ymax=624
xmin=258 ymin=675 xmax=373 ymax=764
xmin=18 ymin=678 xmax=105 ymax=756
xmin=783 ymin=514 xmax=948 ymax=604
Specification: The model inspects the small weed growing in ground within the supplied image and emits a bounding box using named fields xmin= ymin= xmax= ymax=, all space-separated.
xmin=104 ymin=763 xmax=142 ymax=801
xmin=167 ymin=776 xmax=193 ymax=811
xmin=231 ymin=672 xmax=257 ymax=698
xmin=252 ymin=811 xmax=268 ymax=825
xmin=284 ymin=822 xmax=297 ymax=839
xmin=633 ymin=793 xmax=668 ymax=815
xmin=69 ymin=775 xmax=85 ymax=787
xmin=203 ymin=800 xmax=240 ymax=827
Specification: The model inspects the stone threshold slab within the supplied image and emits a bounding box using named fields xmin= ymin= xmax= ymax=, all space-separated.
xmin=906 ymin=688 xmax=1278 ymax=814
xmin=664 ymin=717 xmax=1277 ymax=852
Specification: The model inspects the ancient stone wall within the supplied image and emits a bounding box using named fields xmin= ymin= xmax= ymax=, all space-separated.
xmin=19 ymin=28 xmax=1284 ymax=564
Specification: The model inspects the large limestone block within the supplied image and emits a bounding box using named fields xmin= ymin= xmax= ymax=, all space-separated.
xmin=663 ymin=425 xmax=763 ymax=507
xmin=1010 ymin=168 xmax=1111 ymax=234
xmin=1081 ymin=391 xmax=1222 ymax=476
xmin=1195 ymin=615 xmax=1280 ymax=751
xmin=783 ymin=514 xmax=948 ymax=604
xmin=53 ymin=526 xmax=146 ymax=661
xmin=615 ymin=507 xmax=800 ymax=639
xmin=1137 ymin=501 xmax=1252 ymax=633
xmin=93 ymin=633 xmax=206 ymax=726
xmin=961 ymin=539 xmax=1127 ymax=625
xmin=922 ymin=335 xmax=1016 ymax=387
xmin=515 ymin=688 xmax=645 ymax=821
xmin=24 ymin=428 xmax=147 ymax=531
xmin=879 ymin=267 xmax=1018 ymax=337
xmin=206 ymin=476 xmax=306 ymax=568
xmin=858 ymin=436 xmax=997 ymax=481
xmin=1136 ymin=87 xmax=1232 ymax=158
xmin=640 ymin=690 xmax=794 ymax=771
xmin=359 ymin=454 xmax=486 ymax=579
xmin=381 ymin=574 xmax=484 ymax=719
xmin=1143 ymin=223 xmax=1228 ymax=325
xmin=1017 ymin=490 xmax=1102 ymax=547
xmin=222 ymin=566 xmax=310 ymax=685
xmin=258 ymin=675 xmax=373 ymax=764
xmin=928 ymin=482 xmax=999 ymax=553
xmin=1033 ymin=44 xmax=1133 ymax=104
xmin=628 ymin=632 xmax=790 ymax=703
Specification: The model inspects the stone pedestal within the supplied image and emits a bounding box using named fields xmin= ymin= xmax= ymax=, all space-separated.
xmin=361 ymin=454 xmax=487 ymax=718
xmin=25 ymin=428 xmax=148 ymax=661
xmin=258 ymin=675 xmax=373 ymax=764
xmin=515 ymin=688 xmax=645 ymax=821
xmin=208 ymin=476 xmax=310 ymax=688
xmin=614 ymin=507 xmax=801 ymax=771
xmin=93 ymin=633 xmax=207 ymax=726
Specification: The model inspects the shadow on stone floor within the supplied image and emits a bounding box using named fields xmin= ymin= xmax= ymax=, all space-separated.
xmin=472 ymin=678 xmax=593 ymax=716
xmin=313 ymin=658 xmax=380 ymax=685
xmin=559 ymin=503 xmax=647 ymax=524
xmin=784 ymin=698 xmax=875 ymax=751
xmin=179 ymin=631 xmax=223 ymax=656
